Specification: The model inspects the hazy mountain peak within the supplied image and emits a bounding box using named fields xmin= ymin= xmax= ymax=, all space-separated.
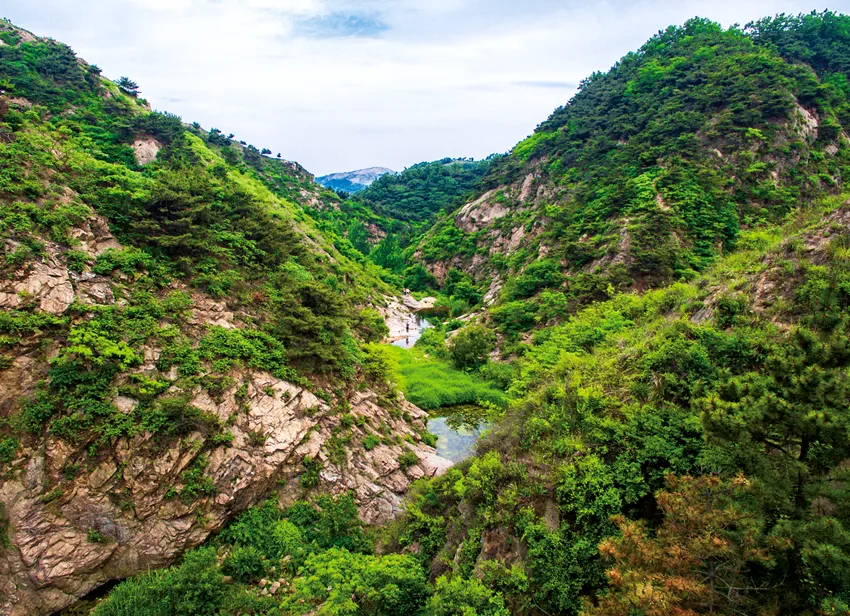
xmin=317 ymin=167 xmax=395 ymax=193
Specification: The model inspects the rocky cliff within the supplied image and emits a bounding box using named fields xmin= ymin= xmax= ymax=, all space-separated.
xmin=0 ymin=206 xmax=450 ymax=616
xmin=0 ymin=23 xmax=451 ymax=615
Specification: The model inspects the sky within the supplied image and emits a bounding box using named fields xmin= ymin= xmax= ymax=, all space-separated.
xmin=4 ymin=0 xmax=848 ymax=175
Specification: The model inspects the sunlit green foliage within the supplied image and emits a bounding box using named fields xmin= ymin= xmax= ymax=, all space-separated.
xmin=414 ymin=13 xmax=850 ymax=308
xmin=8 ymin=11 xmax=850 ymax=616
xmin=383 ymin=344 xmax=506 ymax=410
xmin=395 ymin=195 xmax=850 ymax=614
xmin=94 ymin=494 xmax=427 ymax=616
xmin=357 ymin=158 xmax=492 ymax=222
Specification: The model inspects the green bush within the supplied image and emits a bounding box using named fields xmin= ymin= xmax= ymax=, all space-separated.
xmin=0 ymin=437 xmax=18 ymax=469
xmin=221 ymin=545 xmax=267 ymax=584
xmin=399 ymin=450 xmax=419 ymax=470
xmin=282 ymin=548 xmax=429 ymax=615
xmin=284 ymin=493 xmax=371 ymax=554
xmin=357 ymin=308 xmax=389 ymax=343
xmin=426 ymin=575 xmax=510 ymax=616
xmin=93 ymin=547 xmax=228 ymax=616
xmin=505 ymin=259 xmax=563 ymax=300
xmin=363 ymin=434 xmax=381 ymax=451
xmin=449 ymin=325 xmax=496 ymax=371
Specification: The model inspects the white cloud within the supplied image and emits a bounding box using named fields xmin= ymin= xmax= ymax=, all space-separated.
xmin=3 ymin=0 xmax=841 ymax=174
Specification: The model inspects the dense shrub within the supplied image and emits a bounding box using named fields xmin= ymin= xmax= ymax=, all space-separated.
xmin=282 ymin=548 xmax=429 ymax=615
xmin=426 ymin=575 xmax=511 ymax=616
xmin=449 ymin=325 xmax=496 ymax=371
xmin=93 ymin=548 xmax=228 ymax=616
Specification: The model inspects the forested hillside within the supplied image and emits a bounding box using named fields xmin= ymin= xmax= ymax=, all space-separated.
xmin=0 ymin=20 xmax=448 ymax=615
xmin=413 ymin=13 xmax=850 ymax=309
xmin=3 ymin=9 xmax=850 ymax=616
xmin=356 ymin=158 xmax=492 ymax=223
xmin=306 ymin=158 xmax=493 ymax=294
xmin=390 ymin=11 xmax=850 ymax=616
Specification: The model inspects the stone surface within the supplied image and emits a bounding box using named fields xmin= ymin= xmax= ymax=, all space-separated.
xmin=0 ymin=214 xmax=122 ymax=317
xmin=0 ymin=200 xmax=454 ymax=615
xmin=454 ymin=189 xmax=509 ymax=233
xmin=131 ymin=136 xmax=162 ymax=165
xmin=0 ymin=369 xmax=451 ymax=616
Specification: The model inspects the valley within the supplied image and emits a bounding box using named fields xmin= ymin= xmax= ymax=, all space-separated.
xmin=1 ymin=9 xmax=850 ymax=616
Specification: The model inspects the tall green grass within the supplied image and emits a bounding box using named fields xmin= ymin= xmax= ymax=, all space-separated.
xmin=384 ymin=345 xmax=506 ymax=410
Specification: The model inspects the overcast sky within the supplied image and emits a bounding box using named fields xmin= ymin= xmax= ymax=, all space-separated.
xmin=4 ymin=1 xmax=847 ymax=175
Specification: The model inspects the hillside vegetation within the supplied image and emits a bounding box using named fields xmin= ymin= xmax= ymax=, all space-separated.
xmin=0 ymin=19 xmax=447 ymax=616
xmin=357 ymin=158 xmax=492 ymax=223
xmin=414 ymin=13 xmax=850 ymax=308
xmin=0 ymin=20 xmax=402 ymax=448
xmin=4 ymin=9 xmax=850 ymax=616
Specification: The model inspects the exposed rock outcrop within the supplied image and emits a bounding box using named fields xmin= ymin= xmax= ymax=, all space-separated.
xmin=131 ymin=136 xmax=162 ymax=166
xmin=0 ymin=214 xmax=122 ymax=316
xmin=0 ymin=219 xmax=452 ymax=616
xmin=0 ymin=367 xmax=449 ymax=616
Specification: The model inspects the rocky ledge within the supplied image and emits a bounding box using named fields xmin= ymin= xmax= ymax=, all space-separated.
xmin=0 ymin=370 xmax=451 ymax=616
xmin=0 ymin=212 xmax=452 ymax=615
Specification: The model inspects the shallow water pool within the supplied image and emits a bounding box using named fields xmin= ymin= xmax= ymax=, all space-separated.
xmin=391 ymin=314 xmax=432 ymax=348
xmin=427 ymin=408 xmax=488 ymax=463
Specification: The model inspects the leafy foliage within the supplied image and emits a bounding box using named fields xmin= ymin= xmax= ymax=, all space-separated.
xmin=413 ymin=13 xmax=850 ymax=308
xmin=9 ymin=12 xmax=850 ymax=616
xmin=357 ymin=158 xmax=491 ymax=222
xmin=584 ymin=475 xmax=774 ymax=616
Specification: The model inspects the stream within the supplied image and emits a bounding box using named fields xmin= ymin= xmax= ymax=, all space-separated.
xmin=390 ymin=313 xmax=485 ymax=462
xmin=390 ymin=313 xmax=433 ymax=348
xmin=427 ymin=414 xmax=487 ymax=462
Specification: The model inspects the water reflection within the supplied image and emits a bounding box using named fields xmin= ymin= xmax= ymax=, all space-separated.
xmin=391 ymin=314 xmax=432 ymax=348
xmin=428 ymin=408 xmax=488 ymax=463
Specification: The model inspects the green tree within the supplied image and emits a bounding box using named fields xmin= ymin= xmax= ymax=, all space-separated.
xmin=445 ymin=269 xmax=481 ymax=304
xmin=282 ymin=548 xmax=429 ymax=615
xmin=426 ymin=575 xmax=511 ymax=616
xmin=357 ymin=158 xmax=491 ymax=222
xmin=699 ymin=326 xmax=850 ymax=516
xmin=347 ymin=220 xmax=371 ymax=255
xmin=116 ymin=76 xmax=140 ymax=96
xmin=583 ymin=475 xmax=773 ymax=616
xmin=370 ymin=234 xmax=404 ymax=273
xmin=448 ymin=325 xmax=495 ymax=371
xmin=404 ymin=264 xmax=437 ymax=292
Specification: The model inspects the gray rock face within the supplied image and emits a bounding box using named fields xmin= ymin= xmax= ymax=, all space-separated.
xmin=316 ymin=167 xmax=395 ymax=193
xmin=0 ymin=371 xmax=449 ymax=616
xmin=0 ymin=212 xmax=452 ymax=615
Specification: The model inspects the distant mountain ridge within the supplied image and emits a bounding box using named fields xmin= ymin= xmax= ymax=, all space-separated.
xmin=317 ymin=166 xmax=395 ymax=193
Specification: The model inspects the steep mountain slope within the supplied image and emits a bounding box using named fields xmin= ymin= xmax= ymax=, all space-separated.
xmin=379 ymin=12 xmax=850 ymax=616
xmin=396 ymin=190 xmax=850 ymax=615
xmin=305 ymin=159 xmax=494 ymax=294
xmin=316 ymin=167 xmax=394 ymax=193
xmin=414 ymin=15 xmax=850 ymax=312
xmin=5 ymin=10 xmax=850 ymax=616
xmin=0 ymin=21 xmax=449 ymax=615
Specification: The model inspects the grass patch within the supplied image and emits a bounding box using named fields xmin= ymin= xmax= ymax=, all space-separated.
xmin=383 ymin=345 xmax=506 ymax=411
